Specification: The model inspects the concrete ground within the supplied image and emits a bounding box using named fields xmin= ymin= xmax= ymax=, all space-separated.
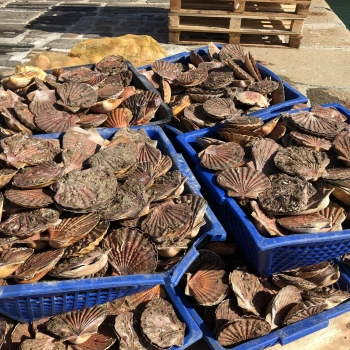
xmin=0 ymin=0 xmax=349 ymax=349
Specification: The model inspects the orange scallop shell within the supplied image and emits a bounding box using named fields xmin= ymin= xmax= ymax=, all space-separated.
xmin=103 ymin=107 xmax=133 ymax=128
xmin=5 ymin=188 xmax=54 ymax=208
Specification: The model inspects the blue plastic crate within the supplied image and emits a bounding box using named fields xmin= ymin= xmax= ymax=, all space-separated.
xmin=174 ymin=103 xmax=350 ymax=277
xmin=138 ymin=45 xmax=308 ymax=119
xmin=0 ymin=125 xmax=226 ymax=323
xmin=174 ymin=264 xmax=350 ymax=350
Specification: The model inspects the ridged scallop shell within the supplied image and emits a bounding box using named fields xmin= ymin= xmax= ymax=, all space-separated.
xmin=198 ymin=142 xmax=244 ymax=170
xmin=186 ymin=263 xmax=229 ymax=306
xmin=171 ymin=94 xmax=191 ymax=116
xmin=237 ymin=91 xmax=269 ymax=108
xmin=183 ymin=103 xmax=217 ymax=128
xmin=190 ymin=50 xmax=205 ymax=66
xmin=103 ymin=107 xmax=133 ymax=128
xmin=265 ymin=286 xmax=302 ymax=329
xmin=13 ymin=161 xmax=63 ymax=188
xmin=203 ymin=98 xmax=236 ymax=119
xmin=216 ymin=167 xmax=271 ymax=199
xmin=63 ymin=221 xmax=109 ymax=258
xmin=21 ymin=332 xmax=66 ymax=350
xmin=249 ymin=79 xmax=279 ymax=95
xmin=322 ymin=168 xmax=350 ymax=188
xmin=14 ymin=248 xmax=64 ymax=283
xmin=0 ymin=208 xmax=60 ymax=238
xmin=333 ymin=130 xmax=350 ymax=165
xmin=223 ymin=116 xmax=264 ymax=131
xmin=5 ymin=188 xmax=54 ymax=208
xmin=283 ymin=301 xmax=327 ymax=326
xmin=46 ymin=306 xmax=106 ymax=344
xmin=102 ymin=228 xmax=157 ymax=275
xmin=151 ymin=60 xmax=181 ymax=82
xmin=124 ymin=284 xmax=163 ymax=312
xmin=289 ymin=131 xmax=332 ymax=151
xmin=219 ymin=44 xmax=246 ymax=64
xmin=48 ymin=248 xmax=109 ymax=279
xmin=274 ymin=146 xmax=329 ymax=181
xmin=141 ymin=298 xmax=185 ymax=349
xmin=95 ymin=55 xmax=128 ymax=74
xmin=311 ymin=105 xmax=347 ymax=122
xmin=29 ymin=89 xmax=57 ymax=116
xmin=2 ymin=70 xmax=39 ymax=89
xmin=270 ymin=80 xmax=285 ymax=104
xmin=214 ymin=299 xmax=244 ymax=334
xmin=35 ymin=109 xmax=80 ymax=132
xmin=129 ymin=162 xmax=156 ymax=188
xmin=272 ymin=272 xmax=319 ymax=290
xmin=89 ymin=97 xmax=124 ymax=113
xmin=160 ymin=78 xmax=171 ymax=104
xmin=138 ymin=141 xmax=162 ymax=166
xmin=87 ymin=141 xmax=138 ymax=178
xmin=176 ymin=67 xmax=208 ymax=87
xmin=13 ymin=100 xmax=39 ymax=131
xmin=217 ymin=130 xmax=260 ymax=146
xmin=319 ymin=202 xmax=346 ymax=231
xmin=217 ymin=316 xmax=271 ymax=347
xmin=54 ymin=167 xmax=117 ymax=212
xmin=186 ymin=87 xmax=225 ymax=103
xmin=0 ymin=106 xmax=32 ymax=135
xmin=48 ymin=212 xmax=100 ymax=248
xmin=0 ymin=134 xmax=61 ymax=168
xmin=0 ymin=168 xmax=18 ymax=189
xmin=76 ymin=113 xmax=108 ymax=128
xmin=122 ymin=93 xmax=148 ymax=122
xmin=287 ymin=112 xmax=343 ymax=139
xmin=142 ymin=70 xmax=161 ymax=89
xmin=96 ymin=83 xmax=124 ymax=100
xmin=227 ymin=60 xmax=255 ymax=83
xmin=16 ymin=65 xmax=47 ymax=79
xmin=0 ymin=247 xmax=34 ymax=278
xmin=201 ymin=70 xmax=234 ymax=90
xmin=57 ymin=66 xmax=96 ymax=83
xmin=141 ymin=201 xmax=192 ymax=244
xmin=154 ymin=155 xmax=172 ymax=178
xmin=56 ymin=82 xmax=98 ymax=112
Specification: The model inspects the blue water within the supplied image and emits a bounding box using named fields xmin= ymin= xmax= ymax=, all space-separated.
xmin=327 ymin=0 xmax=350 ymax=29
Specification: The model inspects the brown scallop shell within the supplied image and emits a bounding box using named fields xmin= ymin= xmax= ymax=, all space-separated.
xmin=14 ymin=248 xmax=64 ymax=283
xmin=283 ymin=301 xmax=327 ymax=326
xmin=95 ymin=54 xmax=128 ymax=74
xmin=76 ymin=113 xmax=108 ymax=128
xmin=103 ymin=107 xmax=133 ymax=128
xmin=223 ymin=116 xmax=264 ymax=131
xmin=290 ymin=131 xmax=332 ymax=151
xmin=46 ymin=306 xmax=106 ymax=344
xmin=122 ymin=93 xmax=148 ymax=123
xmin=311 ymin=105 xmax=347 ymax=122
xmin=201 ymin=70 xmax=234 ymax=90
xmin=0 ymin=208 xmax=60 ymax=238
xmin=186 ymin=87 xmax=225 ymax=103
xmin=57 ymin=66 xmax=96 ymax=83
xmin=35 ymin=109 xmax=80 ymax=133
xmin=203 ymin=98 xmax=236 ymax=119
xmin=322 ymin=168 xmax=350 ymax=188
xmin=62 ymin=126 xmax=103 ymax=153
xmin=12 ymin=161 xmax=63 ymax=188
xmin=175 ymin=67 xmax=209 ymax=87
xmin=186 ymin=263 xmax=229 ymax=306
xmin=333 ymin=130 xmax=350 ymax=165
xmin=142 ymin=70 xmax=161 ymax=89
xmin=319 ymin=201 xmax=346 ymax=231
xmin=217 ymin=130 xmax=260 ymax=146
xmin=183 ymin=104 xmax=217 ymax=129
xmin=249 ymin=79 xmax=279 ymax=95
xmin=0 ymin=247 xmax=34 ymax=278
xmin=29 ymin=89 xmax=57 ymax=116
xmin=160 ymin=78 xmax=172 ymax=104
xmin=13 ymin=100 xmax=38 ymax=131
xmin=102 ymin=228 xmax=157 ymax=275
xmin=219 ymin=44 xmax=246 ymax=64
xmin=63 ymin=221 xmax=110 ymax=258
xmin=214 ymin=299 xmax=244 ymax=334
xmin=141 ymin=298 xmax=185 ymax=349
xmin=244 ymin=52 xmax=262 ymax=81
xmin=96 ymin=83 xmax=124 ymax=100
xmin=265 ymin=286 xmax=302 ymax=329
xmin=61 ymin=148 xmax=92 ymax=175
xmin=237 ymin=91 xmax=269 ymax=108
xmin=217 ymin=167 xmax=271 ymax=199
xmin=138 ymin=141 xmax=162 ymax=166
xmin=2 ymin=70 xmax=39 ymax=89
xmin=154 ymin=155 xmax=172 ymax=178
xmin=0 ymin=168 xmax=18 ymax=189
xmin=56 ymin=82 xmax=98 ymax=113
xmin=141 ymin=200 xmax=192 ymax=244
xmin=274 ymin=146 xmax=330 ymax=181
xmin=198 ymin=142 xmax=245 ymax=170
xmin=129 ymin=162 xmax=156 ymax=188
xmin=89 ymin=97 xmax=124 ymax=114
xmin=217 ymin=316 xmax=271 ymax=347
xmin=0 ymin=106 xmax=32 ymax=136
xmin=20 ymin=332 xmax=66 ymax=350
xmin=5 ymin=188 xmax=54 ymax=208
xmin=151 ymin=60 xmax=181 ymax=82
xmin=226 ymin=60 xmax=255 ymax=83
xmin=0 ymin=134 xmax=61 ymax=168
xmin=48 ymin=212 xmax=100 ymax=248
xmin=54 ymin=167 xmax=117 ymax=213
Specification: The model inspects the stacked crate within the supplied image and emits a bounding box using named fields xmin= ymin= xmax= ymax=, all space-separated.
xmin=168 ymin=0 xmax=312 ymax=48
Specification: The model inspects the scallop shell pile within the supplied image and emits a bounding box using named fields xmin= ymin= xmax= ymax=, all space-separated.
xmin=183 ymin=245 xmax=350 ymax=347
xmin=196 ymin=104 xmax=350 ymax=236
xmin=0 ymin=55 xmax=163 ymax=136
xmin=0 ymin=284 xmax=186 ymax=350
xmin=0 ymin=127 xmax=207 ymax=285
xmin=141 ymin=42 xmax=284 ymax=132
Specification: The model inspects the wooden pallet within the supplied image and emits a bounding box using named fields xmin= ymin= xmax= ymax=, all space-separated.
xmin=169 ymin=0 xmax=310 ymax=47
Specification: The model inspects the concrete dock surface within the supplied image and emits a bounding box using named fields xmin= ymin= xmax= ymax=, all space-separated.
xmin=0 ymin=0 xmax=349 ymax=349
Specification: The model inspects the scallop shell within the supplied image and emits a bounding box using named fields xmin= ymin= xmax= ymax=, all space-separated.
xmin=196 ymin=137 xmax=225 ymax=149
xmin=265 ymin=286 xmax=302 ymax=329
xmin=14 ymin=248 xmax=64 ymax=283
xmin=103 ymin=107 xmax=133 ymax=128
xmin=54 ymin=167 xmax=118 ymax=213
xmin=217 ymin=316 xmax=271 ymax=347
xmin=0 ymin=208 xmax=60 ymax=238
xmin=223 ymin=116 xmax=264 ymax=131
xmin=151 ymin=60 xmax=181 ymax=82
xmin=283 ymin=301 xmax=327 ymax=326
xmin=186 ymin=87 xmax=225 ymax=103
xmin=142 ymin=70 xmax=161 ymax=89
xmin=249 ymin=79 xmax=279 ymax=95
xmin=20 ymin=332 xmax=66 ymax=350
xmin=29 ymin=89 xmax=57 ymax=116
xmin=138 ymin=141 xmax=162 ymax=166
xmin=176 ymin=67 xmax=208 ymax=87
xmin=198 ymin=142 xmax=245 ymax=170
xmin=12 ymin=161 xmax=63 ymax=188
xmin=0 ymin=247 xmax=34 ymax=278
xmin=96 ymin=83 xmax=124 ymax=100
xmin=0 ymin=106 xmax=32 ymax=135
xmin=322 ymin=168 xmax=350 ymax=188
xmin=160 ymin=78 xmax=171 ymax=104
xmin=48 ymin=248 xmax=109 ymax=279
xmin=302 ymin=288 xmax=350 ymax=310
xmin=201 ymin=70 xmax=234 ymax=90
xmin=141 ymin=200 xmax=192 ymax=244
xmin=217 ymin=167 xmax=271 ymax=199
xmin=16 ymin=65 xmax=47 ymax=80
xmin=217 ymin=130 xmax=260 ymax=146
xmin=250 ymin=200 xmax=286 ymax=237
xmin=0 ymin=134 xmax=61 ymax=168
xmin=35 ymin=109 xmax=80 ymax=133
xmin=141 ymin=298 xmax=185 ymax=349
xmin=319 ymin=201 xmax=346 ymax=231
xmin=219 ymin=44 xmax=246 ymax=64
xmin=87 ymin=141 xmax=138 ymax=178
xmin=274 ymin=146 xmax=330 ymax=181
xmin=2 ymin=70 xmax=39 ymax=89
xmin=5 ymin=188 xmax=54 ymax=208
xmin=46 ymin=306 xmax=106 ymax=344
xmin=56 ymin=82 xmax=98 ymax=113
xmin=63 ymin=221 xmax=109 ymax=258
xmin=203 ymin=98 xmax=236 ymax=119
xmin=237 ymin=91 xmax=269 ymax=108
xmin=57 ymin=66 xmax=95 ymax=83
xmin=171 ymin=94 xmax=191 ymax=116
xmin=95 ymin=55 xmax=128 ymax=74
xmin=189 ymin=50 xmax=205 ymax=66
xmin=311 ymin=105 xmax=347 ymax=122
xmin=13 ymin=100 xmax=39 ymax=131
xmin=48 ymin=212 xmax=100 ymax=248
xmin=226 ymin=60 xmax=255 ymax=83
xmin=0 ymin=168 xmax=18 ymax=189
xmin=183 ymin=103 xmax=217 ymax=128
xmin=129 ymin=162 xmax=156 ymax=188
xmin=122 ymin=93 xmax=148 ymax=123
xmin=76 ymin=113 xmax=108 ymax=128
xmin=333 ymin=130 xmax=350 ymax=165
xmin=102 ymin=228 xmax=157 ymax=275
xmin=89 ymin=97 xmax=124 ymax=113
xmin=289 ymin=131 xmax=332 ymax=151
xmin=186 ymin=263 xmax=229 ymax=306
xmin=270 ymin=80 xmax=285 ymax=104
xmin=286 ymin=112 xmax=343 ymax=139
xmin=154 ymin=155 xmax=172 ymax=178
xmin=214 ymin=299 xmax=244 ymax=334
xmin=272 ymin=273 xmax=320 ymax=290
xmin=244 ymin=52 xmax=262 ymax=81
